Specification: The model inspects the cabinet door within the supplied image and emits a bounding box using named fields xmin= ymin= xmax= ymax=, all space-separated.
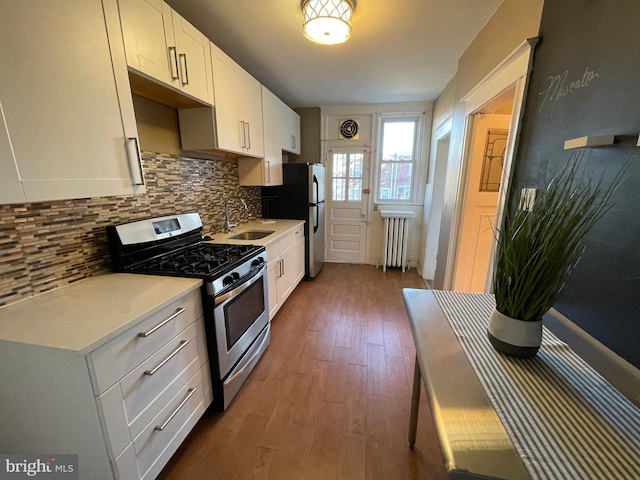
xmin=277 ymin=248 xmax=293 ymax=304
xmin=293 ymin=237 xmax=305 ymax=286
xmin=282 ymin=106 xmax=301 ymax=155
xmin=0 ymin=0 xmax=145 ymax=202
xmin=119 ymin=0 xmax=179 ymax=90
xmin=0 ymin=112 xmax=24 ymax=204
xmin=258 ymin=87 xmax=283 ymax=186
xmin=240 ymin=74 xmax=264 ymax=158
xmin=210 ymin=42 xmax=243 ymax=154
xmin=267 ymin=260 xmax=280 ymax=320
xmin=171 ymin=10 xmax=213 ymax=104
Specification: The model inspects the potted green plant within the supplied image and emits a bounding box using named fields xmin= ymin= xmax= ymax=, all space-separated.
xmin=488 ymin=158 xmax=622 ymax=358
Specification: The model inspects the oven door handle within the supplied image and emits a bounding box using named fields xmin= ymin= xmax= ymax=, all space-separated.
xmin=214 ymin=264 xmax=266 ymax=307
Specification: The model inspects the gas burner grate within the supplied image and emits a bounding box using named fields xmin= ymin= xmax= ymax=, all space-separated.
xmin=132 ymin=242 xmax=263 ymax=279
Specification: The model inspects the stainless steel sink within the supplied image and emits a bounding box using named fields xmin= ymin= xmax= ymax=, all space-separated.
xmin=228 ymin=230 xmax=274 ymax=240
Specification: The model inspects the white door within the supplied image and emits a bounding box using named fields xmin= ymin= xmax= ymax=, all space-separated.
xmin=326 ymin=147 xmax=370 ymax=263
xmin=453 ymin=114 xmax=511 ymax=292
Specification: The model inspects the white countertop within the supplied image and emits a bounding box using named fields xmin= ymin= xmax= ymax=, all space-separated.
xmin=0 ymin=274 xmax=202 ymax=356
xmin=207 ymin=219 xmax=304 ymax=247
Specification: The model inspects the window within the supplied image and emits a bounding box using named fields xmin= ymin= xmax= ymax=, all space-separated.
xmin=376 ymin=115 xmax=422 ymax=202
xmin=331 ymin=151 xmax=364 ymax=201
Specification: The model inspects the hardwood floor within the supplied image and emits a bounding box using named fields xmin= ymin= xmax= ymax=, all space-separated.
xmin=158 ymin=264 xmax=447 ymax=480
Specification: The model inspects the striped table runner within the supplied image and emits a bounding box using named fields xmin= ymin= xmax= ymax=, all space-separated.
xmin=433 ymin=290 xmax=640 ymax=480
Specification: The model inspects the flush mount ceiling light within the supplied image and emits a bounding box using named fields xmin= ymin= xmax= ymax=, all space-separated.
xmin=302 ymin=0 xmax=356 ymax=45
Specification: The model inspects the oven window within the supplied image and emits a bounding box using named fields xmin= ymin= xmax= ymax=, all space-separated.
xmin=223 ymin=279 xmax=265 ymax=351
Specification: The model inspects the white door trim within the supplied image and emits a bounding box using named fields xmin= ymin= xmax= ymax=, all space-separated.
xmin=421 ymin=115 xmax=452 ymax=280
xmin=444 ymin=38 xmax=539 ymax=291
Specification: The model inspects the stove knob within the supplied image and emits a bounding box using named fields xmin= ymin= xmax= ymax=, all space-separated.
xmin=251 ymin=258 xmax=264 ymax=268
xmin=232 ymin=272 xmax=241 ymax=282
xmin=223 ymin=275 xmax=235 ymax=287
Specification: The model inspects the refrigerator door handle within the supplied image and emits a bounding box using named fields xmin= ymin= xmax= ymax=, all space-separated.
xmin=313 ymin=175 xmax=319 ymax=205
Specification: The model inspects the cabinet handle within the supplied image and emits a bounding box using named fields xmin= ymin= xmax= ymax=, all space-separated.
xmin=168 ymin=46 xmax=179 ymax=80
xmin=138 ymin=307 xmax=185 ymax=337
xmin=245 ymin=122 xmax=251 ymax=149
xmin=280 ymin=258 xmax=285 ymax=276
xmin=154 ymin=387 xmax=197 ymax=431
xmin=126 ymin=137 xmax=145 ymax=186
xmin=291 ymin=135 xmax=295 ymax=150
xmin=144 ymin=340 xmax=189 ymax=376
xmin=179 ymin=53 xmax=189 ymax=86
xmin=240 ymin=121 xmax=246 ymax=148
xmin=265 ymin=160 xmax=271 ymax=184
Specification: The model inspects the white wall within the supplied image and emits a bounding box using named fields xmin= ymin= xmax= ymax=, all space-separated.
xmin=320 ymin=102 xmax=433 ymax=269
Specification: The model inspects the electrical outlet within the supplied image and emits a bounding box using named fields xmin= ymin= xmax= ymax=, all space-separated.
xmin=373 ymin=204 xmax=378 ymax=211
xmin=520 ymin=188 xmax=537 ymax=211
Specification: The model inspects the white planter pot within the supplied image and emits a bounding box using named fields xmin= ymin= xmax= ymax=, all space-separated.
xmin=487 ymin=309 xmax=542 ymax=358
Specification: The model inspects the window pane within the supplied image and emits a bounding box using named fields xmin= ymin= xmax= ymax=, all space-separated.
xmin=333 ymin=153 xmax=347 ymax=178
xmin=350 ymin=153 xmax=363 ymax=178
xmin=332 ymin=178 xmax=345 ymax=201
xmin=348 ymin=179 xmax=362 ymax=201
xmin=378 ymin=162 xmax=413 ymax=200
xmin=382 ymin=121 xmax=415 ymax=161
xmin=479 ymin=129 xmax=507 ymax=192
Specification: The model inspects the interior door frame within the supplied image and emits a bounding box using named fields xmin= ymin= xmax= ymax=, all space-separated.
xmin=421 ymin=116 xmax=452 ymax=280
xmin=444 ymin=38 xmax=539 ymax=291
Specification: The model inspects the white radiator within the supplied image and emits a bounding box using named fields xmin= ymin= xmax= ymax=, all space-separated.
xmin=380 ymin=210 xmax=415 ymax=272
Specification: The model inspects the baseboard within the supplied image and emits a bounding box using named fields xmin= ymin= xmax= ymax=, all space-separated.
xmin=545 ymin=308 xmax=640 ymax=407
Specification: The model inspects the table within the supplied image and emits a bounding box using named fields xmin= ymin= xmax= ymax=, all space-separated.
xmin=403 ymin=289 xmax=640 ymax=480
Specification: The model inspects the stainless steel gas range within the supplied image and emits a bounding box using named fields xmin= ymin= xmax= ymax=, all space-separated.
xmin=107 ymin=213 xmax=269 ymax=410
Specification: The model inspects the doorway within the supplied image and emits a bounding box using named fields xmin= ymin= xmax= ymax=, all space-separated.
xmin=442 ymin=39 xmax=537 ymax=292
xmin=421 ymin=119 xmax=451 ymax=281
xmin=325 ymin=146 xmax=371 ymax=263
xmin=453 ymin=97 xmax=513 ymax=292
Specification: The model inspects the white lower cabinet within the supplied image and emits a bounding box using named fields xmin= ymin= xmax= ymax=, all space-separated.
xmin=91 ymin=289 xmax=213 ymax=480
xmin=266 ymin=224 xmax=305 ymax=319
xmin=0 ymin=286 xmax=212 ymax=480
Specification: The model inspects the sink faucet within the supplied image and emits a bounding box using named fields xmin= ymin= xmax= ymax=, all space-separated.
xmin=224 ymin=196 xmax=249 ymax=233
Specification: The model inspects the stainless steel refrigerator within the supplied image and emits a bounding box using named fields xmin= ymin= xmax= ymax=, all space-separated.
xmin=261 ymin=163 xmax=325 ymax=279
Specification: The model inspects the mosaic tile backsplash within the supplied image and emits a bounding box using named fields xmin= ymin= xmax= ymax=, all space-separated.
xmin=0 ymin=151 xmax=262 ymax=306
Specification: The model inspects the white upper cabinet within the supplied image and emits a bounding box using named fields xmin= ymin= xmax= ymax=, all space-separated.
xmin=210 ymin=42 xmax=264 ymax=158
xmin=0 ymin=0 xmax=145 ymax=204
xmin=281 ymin=106 xmax=301 ymax=155
xmin=119 ymin=0 xmax=176 ymax=88
xmin=238 ymin=86 xmax=283 ymax=186
xmin=171 ymin=11 xmax=213 ymax=103
xmin=119 ymin=0 xmax=213 ymax=105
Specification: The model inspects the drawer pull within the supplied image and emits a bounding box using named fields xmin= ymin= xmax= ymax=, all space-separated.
xmin=154 ymin=387 xmax=197 ymax=431
xmin=144 ymin=340 xmax=189 ymax=376
xmin=138 ymin=307 xmax=186 ymax=337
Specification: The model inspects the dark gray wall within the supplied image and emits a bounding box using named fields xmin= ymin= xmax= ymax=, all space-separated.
xmin=514 ymin=0 xmax=640 ymax=368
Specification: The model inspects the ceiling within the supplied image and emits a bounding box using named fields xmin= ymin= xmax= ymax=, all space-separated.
xmin=167 ymin=0 xmax=503 ymax=108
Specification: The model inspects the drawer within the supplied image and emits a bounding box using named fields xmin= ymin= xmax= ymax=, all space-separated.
xmin=292 ymin=224 xmax=304 ymax=243
xmin=123 ymin=321 xmax=208 ymax=439
xmin=89 ymin=289 xmax=203 ymax=394
xmin=134 ymin=368 xmax=210 ymax=479
xmin=97 ymin=320 xmax=209 ymax=458
xmin=265 ymin=231 xmax=291 ymax=261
